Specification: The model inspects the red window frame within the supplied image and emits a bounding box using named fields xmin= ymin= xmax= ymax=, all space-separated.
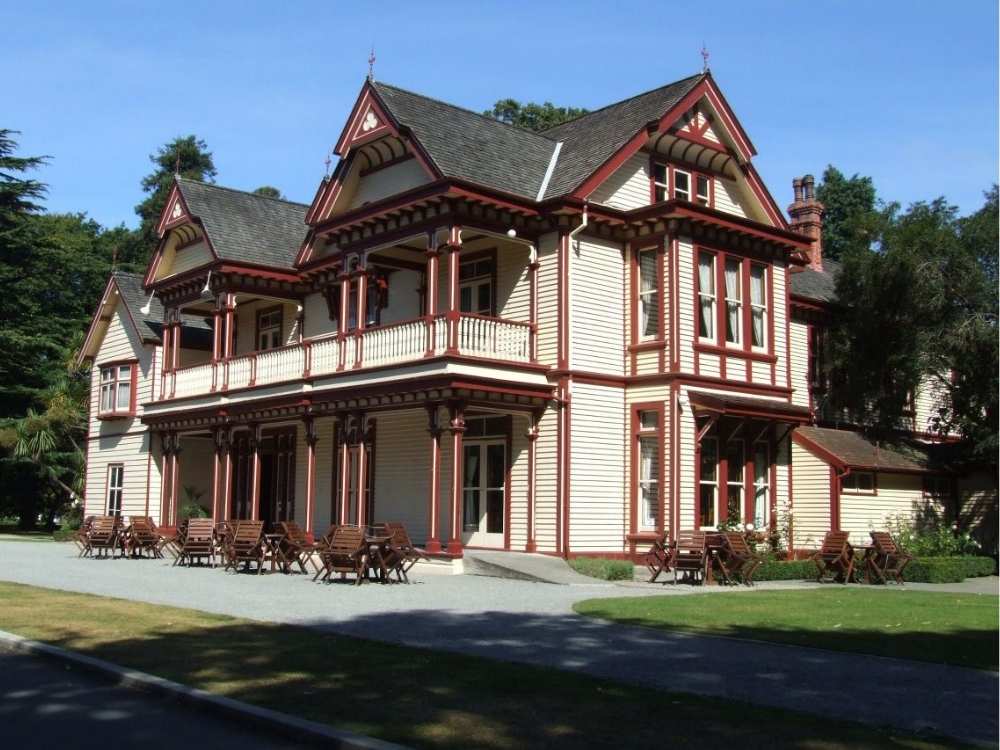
xmin=631 ymin=403 xmax=666 ymax=535
xmin=97 ymin=360 xmax=137 ymax=419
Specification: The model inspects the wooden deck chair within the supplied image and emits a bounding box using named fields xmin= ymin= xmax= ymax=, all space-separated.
xmin=379 ymin=522 xmax=429 ymax=583
xmin=87 ymin=516 xmax=120 ymax=559
xmin=174 ymin=518 xmax=216 ymax=567
xmin=225 ymin=520 xmax=265 ymax=574
xmin=717 ymin=533 xmax=765 ymax=585
xmin=867 ymin=531 xmax=913 ymax=584
xmin=811 ymin=531 xmax=855 ymax=583
xmin=314 ymin=526 xmax=367 ymax=585
xmin=644 ymin=533 xmax=673 ymax=583
xmin=671 ymin=530 xmax=707 ymax=585
xmin=274 ymin=521 xmax=314 ymax=574
xmin=74 ymin=516 xmax=96 ymax=557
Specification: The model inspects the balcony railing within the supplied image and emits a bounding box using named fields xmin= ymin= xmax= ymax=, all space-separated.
xmin=161 ymin=313 xmax=534 ymax=401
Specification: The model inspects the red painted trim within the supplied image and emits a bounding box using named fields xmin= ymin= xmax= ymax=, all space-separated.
xmin=829 ymin=466 xmax=841 ymax=532
xmin=792 ymin=430 xmax=846 ymax=471
xmin=503 ymin=415 xmax=513 ymax=551
xmin=629 ymin=401 xmax=666 ymax=551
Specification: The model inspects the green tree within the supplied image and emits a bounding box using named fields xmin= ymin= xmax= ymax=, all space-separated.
xmin=483 ymin=99 xmax=588 ymax=132
xmin=0 ymin=129 xmax=47 ymax=230
xmin=253 ymin=185 xmax=284 ymax=199
xmin=815 ymin=165 xmax=878 ymax=262
xmin=133 ymin=135 xmax=216 ymax=263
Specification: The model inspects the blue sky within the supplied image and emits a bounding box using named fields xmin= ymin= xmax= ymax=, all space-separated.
xmin=3 ymin=1 xmax=997 ymax=228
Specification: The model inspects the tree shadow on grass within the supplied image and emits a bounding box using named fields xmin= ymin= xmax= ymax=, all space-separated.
xmin=17 ymin=606 xmax=995 ymax=750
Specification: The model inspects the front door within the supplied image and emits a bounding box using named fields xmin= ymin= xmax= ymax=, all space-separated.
xmin=462 ymin=440 xmax=506 ymax=547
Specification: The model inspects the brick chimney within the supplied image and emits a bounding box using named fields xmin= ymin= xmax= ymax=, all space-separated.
xmin=788 ymin=174 xmax=824 ymax=270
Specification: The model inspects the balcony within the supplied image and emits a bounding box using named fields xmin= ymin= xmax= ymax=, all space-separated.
xmin=166 ymin=313 xmax=534 ymax=401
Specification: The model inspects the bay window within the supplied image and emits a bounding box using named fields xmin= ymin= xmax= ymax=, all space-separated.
xmin=697 ymin=252 xmax=716 ymax=340
xmin=637 ymin=410 xmax=660 ymax=530
xmin=638 ymin=248 xmax=659 ymax=340
xmin=750 ymin=264 xmax=767 ymax=349
xmin=724 ymin=258 xmax=742 ymax=345
xmin=726 ymin=441 xmax=745 ymax=522
xmin=752 ymin=442 xmax=769 ymax=528
xmin=98 ymin=363 xmax=135 ymax=416
xmin=699 ymin=437 xmax=718 ymax=528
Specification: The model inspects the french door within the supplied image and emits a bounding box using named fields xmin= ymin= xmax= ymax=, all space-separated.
xmin=462 ymin=440 xmax=506 ymax=547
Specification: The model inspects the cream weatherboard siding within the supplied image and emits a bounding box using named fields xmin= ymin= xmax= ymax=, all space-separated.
xmin=372 ymin=409 xmax=432 ymax=542
xmin=772 ymin=264 xmax=789 ymax=387
xmin=912 ymin=375 xmax=949 ymax=435
xmin=839 ymin=473 xmax=925 ymax=544
xmin=532 ymin=404 xmax=559 ymax=552
xmin=302 ymin=291 xmax=338 ymax=339
xmin=677 ymin=239 xmax=696 ymax=373
xmin=507 ymin=418 xmax=531 ymax=550
xmin=571 ymin=236 xmax=625 ymax=374
xmin=568 ymin=382 xmax=626 ymax=551
xmin=535 ymin=232 xmax=560 ymax=367
xmin=497 ymin=244 xmax=531 ymax=322
xmin=154 ymin=232 xmax=212 ymax=281
xmin=789 ymin=318 xmax=810 ymax=408
xmin=714 ymin=179 xmax=747 ymax=218
xmin=590 ymin=153 xmax=649 ymax=210
xmin=348 ymin=158 xmax=429 ymax=210
xmin=789 ymin=440 xmax=831 ymax=549
xmin=84 ymin=300 xmax=160 ymax=520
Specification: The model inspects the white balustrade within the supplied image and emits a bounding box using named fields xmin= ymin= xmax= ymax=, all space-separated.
xmin=172 ymin=363 xmax=214 ymax=398
xmin=361 ymin=319 xmax=426 ymax=366
xmin=255 ymin=345 xmax=305 ymax=386
xmin=458 ymin=315 xmax=530 ymax=362
xmin=310 ymin=336 xmax=339 ymax=376
xmin=226 ymin=355 xmax=253 ymax=390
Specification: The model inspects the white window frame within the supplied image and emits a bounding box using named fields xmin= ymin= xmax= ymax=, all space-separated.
xmin=750 ymin=263 xmax=768 ymax=351
xmin=99 ymin=364 xmax=134 ymax=416
xmin=652 ymin=163 xmax=669 ymax=202
xmin=699 ymin=436 xmax=719 ymax=530
xmin=695 ymin=174 xmax=711 ymax=206
xmin=106 ymin=464 xmax=124 ymax=516
xmin=637 ymin=410 xmax=660 ymax=531
xmin=752 ymin=442 xmax=770 ymax=529
xmin=673 ymin=169 xmax=691 ymax=202
xmin=724 ymin=257 xmax=743 ymax=347
xmin=637 ymin=248 xmax=659 ymax=341
xmin=697 ymin=251 xmax=716 ymax=342
xmin=725 ymin=439 xmax=745 ymax=523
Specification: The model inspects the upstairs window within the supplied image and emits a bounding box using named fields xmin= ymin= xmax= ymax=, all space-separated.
xmin=842 ymin=471 xmax=875 ymax=494
xmin=652 ymin=163 xmax=669 ymax=202
xmin=638 ymin=248 xmax=659 ymax=340
xmin=652 ymin=162 xmax=713 ymax=207
xmin=99 ymin=364 xmax=135 ymax=416
xmin=724 ymin=258 xmax=742 ymax=345
xmin=750 ymin=264 xmax=767 ymax=349
xmin=257 ymin=308 xmax=283 ymax=350
xmin=637 ymin=410 xmax=660 ymax=530
xmin=696 ymin=175 xmax=711 ymax=206
xmin=697 ymin=252 xmax=716 ymax=341
xmin=673 ymin=170 xmax=691 ymax=202
xmin=459 ymin=256 xmax=495 ymax=316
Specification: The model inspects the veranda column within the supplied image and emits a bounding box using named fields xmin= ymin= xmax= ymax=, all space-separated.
xmin=446 ymin=400 xmax=466 ymax=554
xmin=170 ymin=315 xmax=181 ymax=398
xmin=337 ymin=416 xmax=351 ymax=524
xmin=249 ymin=423 xmax=262 ymax=521
xmin=159 ymin=432 xmax=173 ymax=525
xmin=170 ymin=432 xmax=182 ymax=526
xmin=525 ymin=411 xmax=540 ymax=552
xmin=336 ymin=271 xmax=350 ymax=371
xmin=222 ymin=293 xmax=236 ymax=390
xmin=527 ymin=244 xmax=539 ymax=362
xmin=303 ymin=416 xmax=317 ymax=537
xmin=211 ymin=295 xmax=223 ymax=392
xmin=160 ymin=312 xmax=171 ymax=399
xmin=444 ymin=226 xmax=462 ymax=354
xmin=354 ymin=413 xmax=369 ymax=527
xmin=424 ymin=233 xmax=441 ymax=356
xmin=425 ymin=404 xmax=443 ymax=552
xmin=211 ymin=427 xmax=223 ymax=519
xmin=353 ymin=259 xmax=368 ymax=368
xmin=220 ymin=427 xmax=233 ymax=521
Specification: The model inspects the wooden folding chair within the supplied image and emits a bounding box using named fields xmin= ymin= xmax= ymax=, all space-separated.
xmin=74 ymin=516 xmax=96 ymax=557
xmin=87 ymin=516 xmax=120 ymax=559
xmin=644 ymin=533 xmax=673 ymax=583
xmin=174 ymin=518 xmax=216 ymax=567
xmin=717 ymin=532 xmax=765 ymax=585
xmin=379 ymin=522 xmax=429 ymax=583
xmin=671 ymin=530 xmax=707 ymax=585
xmin=314 ymin=526 xmax=367 ymax=585
xmin=225 ymin=520 xmax=265 ymax=574
xmin=867 ymin=531 xmax=913 ymax=584
xmin=126 ymin=517 xmax=163 ymax=558
xmin=274 ymin=521 xmax=315 ymax=574
xmin=811 ymin=531 xmax=855 ymax=583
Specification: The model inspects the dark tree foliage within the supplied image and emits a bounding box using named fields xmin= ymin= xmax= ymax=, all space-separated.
xmin=133 ymin=135 xmax=216 ymax=263
xmin=253 ymin=185 xmax=284 ymax=199
xmin=483 ymin=99 xmax=588 ymax=132
xmin=0 ymin=129 xmax=47 ymax=230
xmin=815 ymin=166 xmax=878 ymax=261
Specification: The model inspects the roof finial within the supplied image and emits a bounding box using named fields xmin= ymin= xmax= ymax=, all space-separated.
xmin=700 ymin=42 xmax=710 ymax=73
xmin=324 ymin=146 xmax=334 ymax=178
xmin=367 ymin=46 xmax=376 ymax=81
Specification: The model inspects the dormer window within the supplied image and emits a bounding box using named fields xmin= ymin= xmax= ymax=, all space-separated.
xmin=99 ymin=363 xmax=136 ymax=417
xmin=696 ymin=175 xmax=711 ymax=206
xmin=673 ymin=170 xmax=691 ymax=201
xmin=651 ymin=162 xmax=714 ymax=207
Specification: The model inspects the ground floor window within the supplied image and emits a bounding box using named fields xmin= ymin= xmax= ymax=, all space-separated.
xmin=842 ymin=471 xmax=875 ymax=494
xmin=637 ymin=410 xmax=660 ymax=530
xmin=752 ymin=442 xmax=769 ymax=528
xmin=462 ymin=441 xmax=505 ymax=535
xmin=106 ymin=464 xmax=124 ymax=516
xmin=725 ymin=440 xmax=745 ymax=522
xmin=699 ymin=437 xmax=718 ymax=528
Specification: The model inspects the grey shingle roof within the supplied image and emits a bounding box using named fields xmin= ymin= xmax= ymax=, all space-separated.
xmin=790 ymin=257 xmax=841 ymax=303
xmin=371 ymin=82 xmax=558 ymax=200
xmin=176 ymin=178 xmax=308 ymax=269
xmin=113 ymin=271 xmax=212 ymax=346
xmin=796 ymin=426 xmax=932 ymax=473
xmin=540 ymin=74 xmax=704 ymax=198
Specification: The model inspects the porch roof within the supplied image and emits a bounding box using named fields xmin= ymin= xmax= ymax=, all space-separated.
xmin=688 ymin=392 xmax=811 ymax=424
xmin=793 ymin=426 xmax=934 ymax=474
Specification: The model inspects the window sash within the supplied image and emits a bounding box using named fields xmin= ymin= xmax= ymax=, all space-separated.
xmin=638 ymin=435 xmax=659 ymax=529
xmin=107 ymin=465 xmax=124 ymax=515
xmin=750 ymin=265 xmax=767 ymax=349
xmin=696 ymin=174 xmax=710 ymax=206
xmin=753 ymin=442 xmax=769 ymax=528
xmin=638 ymin=249 xmax=659 ymax=340
xmin=673 ymin=170 xmax=691 ymax=201
xmin=99 ymin=365 xmax=132 ymax=414
xmin=843 ymin=472 xmax=875 ymax=493
xmin=699 ymin=437 xmax=718 ymax=529
xmin=697 ymin=252 xmax=716 ymax=341
xmin=724 ymin=259 xmax=742 ymax=345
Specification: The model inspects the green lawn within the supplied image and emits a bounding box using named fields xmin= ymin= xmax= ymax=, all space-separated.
xmin=574 ymin=589 xmax=999 ymax=671
xmin=0 ymin=582 xmax=973 ymax=750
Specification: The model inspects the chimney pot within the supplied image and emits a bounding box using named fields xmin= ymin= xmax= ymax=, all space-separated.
xmin=788 ymin=175 xmax=824 ymax=271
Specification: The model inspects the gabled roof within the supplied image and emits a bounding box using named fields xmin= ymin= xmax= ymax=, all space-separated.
xmin=174 ymin=178 xmax=309 ymax=269
xmin=540 ymin=74 xmax=703 ymax=198
xmin=78 ymin=272 xmax=213 ymax=363
xmin=370 ymin=82 xmax=558 ymax=201
xmin=791 ymin=257 xmax=842 ymax=303
xmin=794 ymin=426 xmax=933 ymax=474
